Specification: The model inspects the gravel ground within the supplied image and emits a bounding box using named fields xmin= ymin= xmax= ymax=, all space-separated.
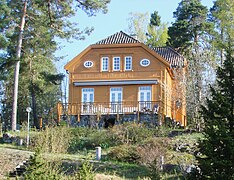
xmin=0 ymin=147 xmax=33 ymax=179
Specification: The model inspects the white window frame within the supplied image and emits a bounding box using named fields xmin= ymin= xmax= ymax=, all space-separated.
xmin=101 ymin=57 xmax=109 ymax=71
xmin=110 ymin=87 xmax=123 ymax=102
xmin=125 ymin=56 xmax=132 ymax=71
xmin=113 ymin=57 xmax=121 ymax=71
xmin=82 ymin=88 xmax=94 ymax=113
xmin=140 ymin=59 xmax=150 ymax=67
xmin=138 ymin=86 xmax=152 ymax=110
xmin=84 ymin=61 xmax=93 ymax=68
xmin=82 ymin=88 xmax=94 ymax=103
xmin=110 ymin=87 xmax=123 ymax=113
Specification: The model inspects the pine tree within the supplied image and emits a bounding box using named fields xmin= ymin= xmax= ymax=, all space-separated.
xmin=196 ymin=46 xmax=234 ymax=179
xmin=167 ymin=0 xmax=215 ymax=129
xmin=167 ymin=0 xmax=209 ymax=51
xmin=209 ymin=0 xmax=234 ymax=65
xmin=146 ymin=11 xmax=168 ymax=47
xmin=0 ymin=0 xmax=111 ymax=129
xmin=24 ymin=149 xmax=63 ymax=179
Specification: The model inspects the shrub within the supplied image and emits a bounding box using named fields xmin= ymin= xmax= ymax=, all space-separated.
xmin=31 ymin=126 xmax=71 ymax=153
xmin=136 ymin=138 xmax=170 ymax=179
xmin=107 ymin=144 xmax=140 ymax=163
xmin=73 ymin=160 xmax=95 ymax=180
xmin=109 ymin=123 xmax=155 ymax=145
xmin=136 ymin=138 xmax=169 ymax=166
xmin=68 ymin=129 xmax=116 ymax=152
xmin=24 ymin=149 xmax=63 ymax=180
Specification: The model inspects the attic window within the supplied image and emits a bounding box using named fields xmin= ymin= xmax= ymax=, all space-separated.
xmin=140 ymin=59 xmax=150 ymax=67
xmin=84 ymin=61 xmax=93 ymax=68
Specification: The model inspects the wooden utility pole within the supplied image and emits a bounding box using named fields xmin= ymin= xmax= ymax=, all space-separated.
xmin=11 ymin=0 xmax=27 ymax=131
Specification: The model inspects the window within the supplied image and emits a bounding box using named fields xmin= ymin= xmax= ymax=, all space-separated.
xmin=101 ymin=57 xmax=109 ymax=71
xmin=82 ymin=88 xmax=94 ymax=102
xmin=139 ymin=86 xmax=152 ymax=110
xmin=82 ymin=88 xmax=94 ymax=113
xmin=140 ymin=59 xmax=150 ymax=67
xmin=125 ymin=56 xmax=132 ymax=70
xmin=110 ymin=87 xmax=122 ymax=113
xmin=84 ymin=61 xmax=93 ymax=68
xmin=113 ymin=57 xmax=120 ymax=71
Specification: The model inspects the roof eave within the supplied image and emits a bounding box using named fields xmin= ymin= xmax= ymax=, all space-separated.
xmin=140 ymin=44 xmax=171 ymax=67
xmin=64 ymin=46 xmax=91 ymax=71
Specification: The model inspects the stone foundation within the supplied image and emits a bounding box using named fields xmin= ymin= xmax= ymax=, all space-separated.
xmin=60 ymin=112 xmax=160 ymax=128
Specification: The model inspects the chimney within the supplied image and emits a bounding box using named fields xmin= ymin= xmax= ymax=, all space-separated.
xmin=130 ymin=34 xmax=138 ymax=40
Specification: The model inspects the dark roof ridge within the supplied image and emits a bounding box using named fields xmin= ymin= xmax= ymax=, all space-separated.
xmin=95 ymin=31 xmax=140 ymax=45
xmin=153 ymin=46 xmax=184 ymax=57
xmin=167 ymin=46 xmax=184 ymax=57
xmin=119 ymin=30 xmax=140 ymax=43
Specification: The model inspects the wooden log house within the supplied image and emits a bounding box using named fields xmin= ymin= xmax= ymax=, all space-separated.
xmin=62 ymin=31 xmax=187 ymax=127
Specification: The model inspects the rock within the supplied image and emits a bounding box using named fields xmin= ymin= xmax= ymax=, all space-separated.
xmin=3 ymin=133 xmax=13 ymax=143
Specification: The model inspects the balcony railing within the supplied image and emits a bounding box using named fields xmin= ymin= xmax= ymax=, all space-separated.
xmin=58 ymin=101 xmax=161 ymax=116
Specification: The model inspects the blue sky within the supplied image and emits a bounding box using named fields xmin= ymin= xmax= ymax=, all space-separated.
xmin=56 ymin=0 xmax=214 ymax=71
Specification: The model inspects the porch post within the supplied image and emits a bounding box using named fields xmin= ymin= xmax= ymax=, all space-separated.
xmin=137 ymin=101 xmax=140 ymax=123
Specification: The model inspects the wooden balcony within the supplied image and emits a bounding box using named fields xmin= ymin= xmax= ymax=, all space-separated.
xmin=57 ymin=101 xmax=162 ymax=116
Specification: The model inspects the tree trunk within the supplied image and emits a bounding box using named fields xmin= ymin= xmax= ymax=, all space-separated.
xmin=31 ymin=85 xmax=39 ymax=128
xmin=11 ymin=0 xmax=27 ymax=131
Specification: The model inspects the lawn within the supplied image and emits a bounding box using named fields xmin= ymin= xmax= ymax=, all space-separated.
xmin=0 ymin=124 xmax=203 ymax=179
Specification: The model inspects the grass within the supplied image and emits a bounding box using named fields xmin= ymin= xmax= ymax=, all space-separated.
xmin=0 ymin=141 xmax=28 ymax=151
xmin=0 ymin=126 xmax=203 ymax=179
xmin=94 ymin=161 xmax=151 ymax=179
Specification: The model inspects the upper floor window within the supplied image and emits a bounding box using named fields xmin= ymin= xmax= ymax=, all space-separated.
xmin=140 ymin=59 xmax=150 ymax=67
xmin=84 ymin=61 xmax=93 ymax=68
xmin=101 ymin=57 xmax=109 ymax=71
xmin=113 ymin=57 xmax=120 ymax=71
xmin=125 ymin=56 xmax=132 ymax=71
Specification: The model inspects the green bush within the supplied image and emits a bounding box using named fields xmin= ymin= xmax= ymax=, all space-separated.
xmin=24 ymin=150 xmax=63 ymax=180
xmin=30 ymin=126 xmax=72 ymax=153
xmin=73 ymin=160 xmax=95 ymax=180
xmin=68 ymin=129 xmax=115 ymax=152
xmin=107 ymin=144 xmax=140 ymax=163
xmin=109 ymin=123 xmax=156 ymax=145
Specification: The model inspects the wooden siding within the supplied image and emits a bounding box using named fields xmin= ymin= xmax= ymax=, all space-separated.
xmin=65 ymin=43 xmax=186 ymax=126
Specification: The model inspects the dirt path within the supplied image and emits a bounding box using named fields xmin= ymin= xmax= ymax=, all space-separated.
xmin=0 ymin=147 xmax=33 ymax=179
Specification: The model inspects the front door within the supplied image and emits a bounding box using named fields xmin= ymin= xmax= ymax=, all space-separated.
xmin=82 ymin=88 xmax=94 ymax=113
xmin=110 ymin=87 xmax=122 ymax=113
xmin=139 ymin=86 xmax=151 ymax=110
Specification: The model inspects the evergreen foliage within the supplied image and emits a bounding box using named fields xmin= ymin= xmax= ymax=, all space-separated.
xmin=167 ymin=0 xmax=215 ymax=129
xmin=196 ymin=47 xmax=234 ymax=179
xmin=150 ymin=11 xmax=161 ymax=27
xmin=0 ymin=0 xmax=110 ymax=129
xmin=146 ymin=11 xmax=168 ymax=47
xmin=74 ymin=160 xmax=95 ymax=180
xmin=24 ymin=149 xmax=63 ymax=180
xmin=167 ymin=0 xmax=210 ymax=52
xmin=209 ymin=0 xmax=234 ymax=65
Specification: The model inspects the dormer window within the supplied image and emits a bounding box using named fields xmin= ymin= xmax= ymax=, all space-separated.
xmin=140 ymin=59 xmax=150 ymax=67
xmin=84 ymin=61 xmax=93 ymax=68
xmin=101 ymin=57 xmax=109 ymax=71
